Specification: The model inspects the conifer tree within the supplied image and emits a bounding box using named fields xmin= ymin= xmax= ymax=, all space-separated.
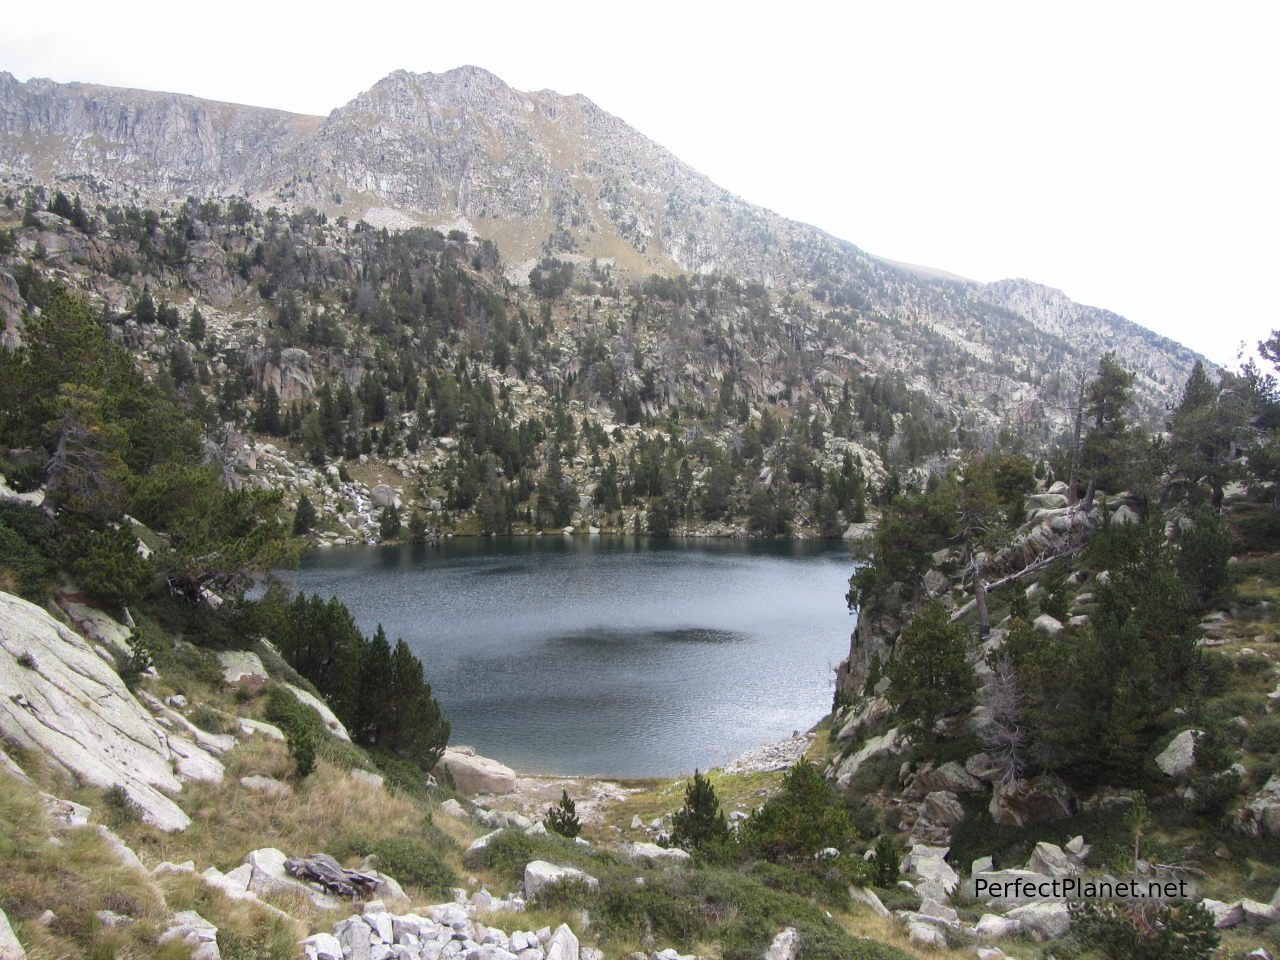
xmin=544 ymin=790 xmax=581 ymax=838
xmin=292 ymin=493 xmax=317 ymax=535
xmin=671 ymin=770 xmax=729 ymax=851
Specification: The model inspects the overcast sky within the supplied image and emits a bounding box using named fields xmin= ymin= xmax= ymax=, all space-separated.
xmin=3 ymin=1 xmax=1276 ymax=366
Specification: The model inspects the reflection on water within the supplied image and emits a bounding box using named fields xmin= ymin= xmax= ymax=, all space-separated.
xmin=281 ymin=536 xmax=856 ymax=777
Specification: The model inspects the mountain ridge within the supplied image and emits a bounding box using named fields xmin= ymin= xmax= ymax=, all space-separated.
xmin=0 ymin=64 xmax=1208 ymax=435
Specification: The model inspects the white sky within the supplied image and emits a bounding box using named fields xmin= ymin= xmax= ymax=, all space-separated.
xmin=3 ymin=1 xmax=1277 ymax=366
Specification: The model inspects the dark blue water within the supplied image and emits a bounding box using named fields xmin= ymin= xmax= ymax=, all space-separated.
xmin=282 ymin=537 xmax=855 ymax=777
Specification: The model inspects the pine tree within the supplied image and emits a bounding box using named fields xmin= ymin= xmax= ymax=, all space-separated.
xmin=188 ymin=306 xmax=205 ymax=343
xmin=135 ymin=290 xmax=157 ymax=325
xmin=544 ymin=790 xmax=581 ymax=838
xmin=872 ymin=835 xmax=901 ymax=887
xmin=885 ymin=600 xmax=976 ymax=738
xmin=379 ymin=504 xmax=402 ymax=541
xmin=292 ymin=493 xmax=317 ymax=535
xmin=670 ymin=770 xmax=729 ymax=851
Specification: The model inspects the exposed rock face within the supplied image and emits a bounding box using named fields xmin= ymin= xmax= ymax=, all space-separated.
xmin=0 ymin=591 xmax=196 ymax=831
xmin=1005 ymin=902 xmax=1071 ymax=941
xmin=284 ymin=683 xmax=351 ymax=741
xmin=833 ymin=727 xmax=907 ymax=788
xmin=763 ymin=928 xmax=799 ymax=960
xmin=435 ymin=746 xmax=517 ymax=795
xmin=980 ymin=278 xmax=1204 ymax=425
xmin=0 ymin=72 xmax=320 ymax=198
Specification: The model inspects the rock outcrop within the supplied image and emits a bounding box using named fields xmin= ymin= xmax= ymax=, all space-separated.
xmin=0 ymin=591 xmax=203 ymax=831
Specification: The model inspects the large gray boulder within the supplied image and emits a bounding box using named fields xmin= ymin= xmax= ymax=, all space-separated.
xmin=301 ymin=933 xmax=344 ymax=960
xmin=523 ymin=861 xmax=599 ymax=899
xmin=625 ymin=842 xmax=691 ymax=863
xmin=975 ymin=913 xmax=1021 ymax=940
xmin=910 ymin=760 xmax=985 ymax=795
xmin=1237 ymin=774 xmax=1280 ymax=837
xmin=763 ymin=927 xmax=798 ymax=960
xmin=544 ymin=924 xmax=579 ymax=960
xmin=1026 ymin=842 xmax=1079 ymax=878
xmin=284 ymin=684 xmax=351 ymax=741
xmin=0 ymin=591 xmax=191 ymax=831
xmin=1006 ymin=902 xmax=1071 ymax=940
xmin=922 ymin=791 xmax=966 ymax=827
xmin=370 ymin=484 xmax=401 ymax=509
xmin=902 ymin=844 xmax=960 ymax=894
xmin=434 ymin=747 xmax=516 ymax=795
xmin=1156 ymin=730 xmax=1201 ymax=780
xmin=989 ymin=774 xmax=1074 ymax=826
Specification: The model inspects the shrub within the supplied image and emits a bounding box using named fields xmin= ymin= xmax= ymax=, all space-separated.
xmin=287 ymin=725 xmax=317 ymax=778
xmin=885 ymin=600 xmax=976 ymax=737
xmin=1039 ymin=564 xmax=1072 ymax=620
xmin=63 ymin=524 xmax=153 ymax=609
xmin=334 ymin=834 xmax=458 ymax=896
xmin=1176 ymin=506 xmax=1235 ymax=610
xmin=1248 ymin=716 xmax=1280 ymax=757
xmin=1070 ymin=900 xmax=1218 ymax=959
xmin=102 ymin=785 xmax=142 ymax=829
xmin=740 ymin=761 xmax=855 ymax=862
xmin=264 ymin=685 xmax=326 ymax=779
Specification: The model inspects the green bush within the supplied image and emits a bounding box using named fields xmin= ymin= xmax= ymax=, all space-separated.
xmin=739 ymin=761 xmax=856 ymax=862
xmin=1248 ymin=716 xmax=1280 ymax=757
xmin=0 ymin=502 xmax=57 ymax=599
xmin=1070 ymin=899 xmax=1218 ymax=959
xmin=102 ymin=784 xmax=142 ymax=829
xmin=334 ymin=834 xmax=458 ymax=896
xmin=63 ymin=524 xmax=153 ymax=609
xmin=871 ymin=835 xmax=901 ymax=887
xmin=264 ymin=685 xmax=327 ymax=778
xmin=287 ymin=726 xmax=317 ymax=778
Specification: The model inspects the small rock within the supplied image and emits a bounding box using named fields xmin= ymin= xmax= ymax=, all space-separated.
xmin=239 ymin=775 xmax=292 ymax=797
xmin=440 ymin=799 xmax=468 ymax=819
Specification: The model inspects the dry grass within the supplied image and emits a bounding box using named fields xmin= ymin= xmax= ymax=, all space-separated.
xmin=0 ymin=780 xmax=175 ymax=960
xmin=108 ymin=751 xmax=430 ymax=873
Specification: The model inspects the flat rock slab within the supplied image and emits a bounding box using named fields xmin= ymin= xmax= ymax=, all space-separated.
xmin=0 ymin=591 xmax=190 ymax=831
